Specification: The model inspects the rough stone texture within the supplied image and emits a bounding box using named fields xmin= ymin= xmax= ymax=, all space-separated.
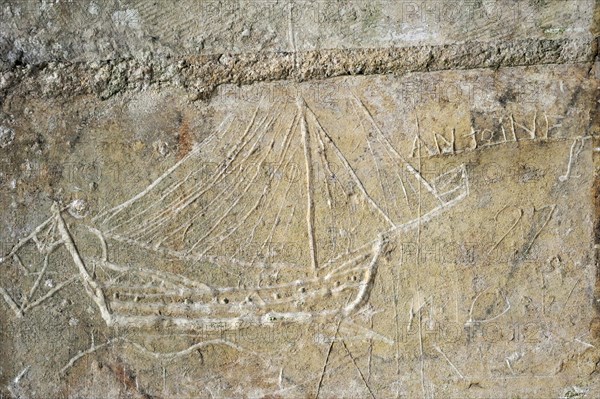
xmin=0 ymin=1 xmax=599 ymax=399
xmin=1 ymin=37 xmax=596 ymax=102
xmin=0 ymin=0 xmax=597 ymax=65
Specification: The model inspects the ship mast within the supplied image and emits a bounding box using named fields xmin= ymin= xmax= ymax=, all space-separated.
xmin=297 ymin=96 xmax=319 ymax=272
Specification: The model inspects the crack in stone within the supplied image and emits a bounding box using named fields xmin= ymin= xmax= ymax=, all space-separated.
xmin=0 ymin=37 xmax=597 ymax=103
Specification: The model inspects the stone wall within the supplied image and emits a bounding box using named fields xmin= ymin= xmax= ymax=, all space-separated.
xmin=0 ymin=1 xmax=598 ymax=398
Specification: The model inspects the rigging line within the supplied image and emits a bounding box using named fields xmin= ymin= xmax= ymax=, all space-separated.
xmin=0 ymin=215 xmax=55 ymax=265
xmin=297 ymin=96 xmax=319 ymax=272
xmin=111 ymin=117 xmax=236 ymax=231
xmin=105 ymin=115 xmax=237 ymax=230
xmin=341 ymin=340 xmax=376 ymax=399
xmin=311 ymin=121 xmax=341 ymax=260
xmin=0 ymin=287 xmax=23 ymax=317
xmin=396 ymin=170 xmax=411 ymax=206
xmin=94 ymin=144 xmax=202 ymax=225
xmin=351 ymin=99 xmax=391 ymax=216
xmin=248 ymin=162 xmax=297 ymax=270
xmin=205 ymin=110 xmax=300 ymax=258
xmin=108 ymin=167 xmax=200 ymax=233
xmin=163 ymin=111 xmax=280 ymax=248
xmin=24 ymin=276 xmax=78 ymax=313
xmin=212 ymin=107 xmax=299 ymax=246
xmin=186 ymin=112 xmax=284 ymax=255
xmin=146 ymin=112 xmax=273 ymax=246
xmin=122 ymin=111 xmax=268 ymax=240
xmin=353 ymin=93 xmax=439 ymax=200
xmin=245 ymin=116 xmax=299 ymax=249
xmin=367 ymin=139 xmax=391 ymax=213
xmin=37 ymin=218 xmax=55 ymax=251
xmin=317 ymin=177 xmax=467 ymax=272
xmin=392 ymin=253 xmax=401 ymax=391
xmin=161 ymin=160 xmax=257 ymax=252
xmin=199 ymin=111 xmax=300 ymax=257
xmin=92 ymin=112 xmax=230 ymax=228
xmin=288 ymin=0 xmax=298 ymax=70
xmin=350 ymin=93 xmax=444 ymax=204
xmin=20 ymin=253 xmax=51 ymax=311
xmin=315 ymin=318 xmax=342 ymax=399
xmin=102 ymin=230 xmax=299 ymax=271
xmin=145 ymin=112 xmax=279 ymax=245
xmin=304 ymin=101 xmax=396 ymax=229
xmin=12 ymin=254 xmax=28 ymax=274
xmin=116 ymin=101 xmax=266 ymax=238
xmin=124 ymin=104 xmax=274 ymax=241
xmin=148 ymin=110 xmax=280 ymax=245
xmin=377 ymin=134 xmax=421 ymax=211
xmin=245 ymin=155 xmax=296 ymax=256
xmin=368 ymin=125 xmax=418 ymax=196
xmin=313 ymin=115 xmax=337 ymax=207
xmin=278 ymin=202 xmax=297 ymax=262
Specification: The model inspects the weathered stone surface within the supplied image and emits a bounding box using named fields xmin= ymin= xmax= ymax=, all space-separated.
xmin=0 ymin=1 xmax=598 ymax=399
xmin=0 ymin=0 xmax=596 ymax=65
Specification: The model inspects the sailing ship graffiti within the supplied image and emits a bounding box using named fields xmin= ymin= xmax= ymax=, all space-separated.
xmin=0 ymin=94 xmax=469 ymax=332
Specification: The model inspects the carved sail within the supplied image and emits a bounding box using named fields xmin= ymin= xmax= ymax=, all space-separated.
xmin=96 ymin=106 xmax=370 ymax=268
xmin=93 ymin=97 xmax=463 ymax=269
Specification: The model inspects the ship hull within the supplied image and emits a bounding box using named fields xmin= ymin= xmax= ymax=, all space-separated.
xmin=84 ymin=237 xmax=385 ymax=331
